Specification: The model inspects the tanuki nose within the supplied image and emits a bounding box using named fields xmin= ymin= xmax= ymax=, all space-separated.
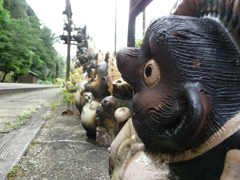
xmin=116 ymin=47 xmax=141 ymax=89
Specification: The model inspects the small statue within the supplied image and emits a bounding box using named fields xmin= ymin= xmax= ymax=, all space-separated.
xmin=97 ymin=79 xmax=133 ymax=141
xmin=78 ymin=52 xmax=122 ymax=138
xmin=84 ymin=61 xmax=110 ymax=99
xmin=80 ymin=95 xmax=99 ymax=137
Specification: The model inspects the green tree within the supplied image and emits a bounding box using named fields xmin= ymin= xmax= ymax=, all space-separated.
xmin=26 ymin=4 xmax=36 ymax=17
xmin=0 ymin=0 xmax=11 ymax=81
xmin=0 ymin=0 xmax=65 ymax=83
xmin=30 ymin=25 xmax=63 ymax=82
xmin=0 ymin=0 xmax=9 ymax=21
xmin=57 ymin=54 xmax=66 ymax=79
xmin=0 ymin=15 xmax=42 ymax=81
xmin=3 ymin=0 xmax=28 ymax=19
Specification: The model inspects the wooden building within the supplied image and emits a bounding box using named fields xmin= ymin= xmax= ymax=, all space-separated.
xmin=18 ymin=71 xmax=38 ymax=84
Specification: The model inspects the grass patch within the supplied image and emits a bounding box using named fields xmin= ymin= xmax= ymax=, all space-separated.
xmin=5 ymin=108 xmax=36 ymax=130
xmin=29 ymin=141 xmax=36 ymax=148
xmin=7 ymin=164 xmax=21 ymax=180
xmin=40 ymin=101 xmax=46 ymax=106
xmin=51 ymin=100 xmax=60 ymax=111
xmin=17 ymin=109 xmax=36 ymax=121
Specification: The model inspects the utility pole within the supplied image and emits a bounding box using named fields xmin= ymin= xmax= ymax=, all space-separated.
xmin=60 ymin=1 xmax=82 ymax=80
xmin=62 ymin=0 xmax=72 ymax=81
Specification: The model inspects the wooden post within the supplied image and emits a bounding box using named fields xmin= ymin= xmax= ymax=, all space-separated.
xmin=127 ymin=0 xmax=152 ymax=47
xmin=143 ymin=10 xmax=146 ymax=36
xmin=65 ymin=0 xmax=72 ymax=81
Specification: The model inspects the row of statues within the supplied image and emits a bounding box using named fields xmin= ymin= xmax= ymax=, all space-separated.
xmin=67 ymin=0 xmax=240 ymax=179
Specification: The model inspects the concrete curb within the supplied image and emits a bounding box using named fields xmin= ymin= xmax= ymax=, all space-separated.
xmin=0 ymin=93 xmax=62 ymax=180
xmin=0 ymin=84 xmax=60 ymax=96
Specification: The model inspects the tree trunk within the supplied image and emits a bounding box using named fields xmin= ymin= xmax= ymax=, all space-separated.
xmin=56 ymin=63 xmax=59 ymax=79
xmin=1 ymin=71 xmax=9 ymax=82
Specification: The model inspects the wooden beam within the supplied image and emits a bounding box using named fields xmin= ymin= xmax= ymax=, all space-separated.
xmin=129 ymin=0 xmax=152 ymax=18
xmin=127 ymin=0 xmax=153 ymax=47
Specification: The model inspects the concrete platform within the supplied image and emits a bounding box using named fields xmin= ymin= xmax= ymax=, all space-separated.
xmin=13 ymin=102 xmax=109 ymax=180
xmin=0 ymin=83 xmax=60 ymax=96
xmin=0 ymin=87 xmax=110 ymax=180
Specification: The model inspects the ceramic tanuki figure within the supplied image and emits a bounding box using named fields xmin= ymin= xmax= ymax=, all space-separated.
xmin=79 ymin=61 xmax=109 ymax=137
xmin=80 ymin=53 xmax=122 ymax=137
xmin=84 ymin=61 xmax=110 ymax=100
xmin=110 ymin=0 xmax=240 ymax=179
xmin=97 ymin=79 xmax=133 ymax=141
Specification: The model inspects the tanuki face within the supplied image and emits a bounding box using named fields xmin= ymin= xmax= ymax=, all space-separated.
xmin=116 ymin=15 xmax=240 ymax=153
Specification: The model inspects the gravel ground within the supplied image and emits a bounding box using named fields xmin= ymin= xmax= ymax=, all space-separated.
xmin=12 ymin=101 xmax=110 ymax=180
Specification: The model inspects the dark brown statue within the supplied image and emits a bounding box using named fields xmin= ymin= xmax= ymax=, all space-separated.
xmin=111 ymin=0 xmax=240 ymax=179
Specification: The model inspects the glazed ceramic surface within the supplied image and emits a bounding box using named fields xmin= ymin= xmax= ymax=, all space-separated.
xmin=116 ymin=0 xmax=240 ymax=179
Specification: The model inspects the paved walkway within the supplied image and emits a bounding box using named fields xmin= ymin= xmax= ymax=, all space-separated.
xmin=0 ymin=83 xmax=59 ymax=96
xmin=0 ymin=87 xmax=109 ymax=180
xmin=0 ymin=88 xmax=61 ymax=134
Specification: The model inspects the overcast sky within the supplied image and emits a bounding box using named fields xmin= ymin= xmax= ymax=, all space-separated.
xmin=25 ymin=0 xmax=176 ymax=57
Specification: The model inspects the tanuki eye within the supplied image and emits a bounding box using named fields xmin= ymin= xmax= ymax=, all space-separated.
xmin=145 ymin=66 xmax=152 ymax=77
xmin=143 ymin=59 xmax=160 ymax=88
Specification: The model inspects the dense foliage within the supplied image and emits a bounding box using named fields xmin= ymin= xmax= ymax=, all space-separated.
xmin=0 ymin=0 xmax=65 ymax=83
